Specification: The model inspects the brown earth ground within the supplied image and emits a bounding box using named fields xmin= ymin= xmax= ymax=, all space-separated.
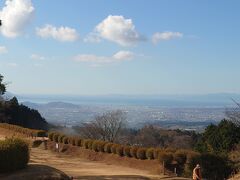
xmin=0 ymin=128 xmax=190 ymax=180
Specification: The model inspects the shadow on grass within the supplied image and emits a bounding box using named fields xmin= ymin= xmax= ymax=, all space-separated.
xmin=0 ymin=164 xmax=71 ymax=180
xmin=74 ymin=175 xmax=151 ymax=180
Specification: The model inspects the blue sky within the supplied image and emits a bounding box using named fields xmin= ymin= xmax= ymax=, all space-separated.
xmin=0 ymin=0 xmax=240 ymax=95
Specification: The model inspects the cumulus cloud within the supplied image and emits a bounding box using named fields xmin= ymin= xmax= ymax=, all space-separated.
xmin=0 ymin=46 xmax=8 ymax=54
xmin=36 ymin=24 xmax=79 ymax=42
xmin=152 ymin=31 xmax=183 ymax=44
xmin=87 ymin=15 xmax=143 ymax=46
xmin=74 ymin=50 xmax=135 ymax=66
xmin=112 ymin=51 xmax=134 ymax=60
xmin=0 ymin=0 xmax=34 ymax=38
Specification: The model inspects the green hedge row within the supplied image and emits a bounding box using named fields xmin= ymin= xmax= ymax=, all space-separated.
xmin=0 ymin=138 xmax=30 ymax=173
xmin=48 ymin=132 xmax=195 ymax=163
xmin=0 ymin=123 xmax=47 ymax=137
xmin=48 ymin=132 xmax=234 ymax=179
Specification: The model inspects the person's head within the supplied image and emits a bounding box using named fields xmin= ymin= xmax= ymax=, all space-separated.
xmin=196 ymin=164 xmax=201 ymax=169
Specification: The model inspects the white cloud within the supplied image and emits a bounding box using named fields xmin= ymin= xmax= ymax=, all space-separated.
xmin=89 ymin=15 xmax=143 ymax=46
xmin=0 ymin=0 xmax=34 ymax=38
xmin=152 ymin=31 xmax=183 ymax=44
xmin=0 ymin=46 xmax=8 ymax=54
xmin=30 ymin=54 xmax=46 ymax=60
xmin=112 ymin=51 xmax=134 ymax=60
xmin=36 ymin=24 xmax=79 ymax=42
xmin=74 ymin=50 xmax=135 ymax=66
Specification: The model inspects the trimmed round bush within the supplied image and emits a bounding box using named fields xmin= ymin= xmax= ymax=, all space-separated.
xmin=137 ymin=148 xmax=147 ymax=160
xmin=165 ymin=147 xmax=176 ymax=153
xmin=110 ymin=144 xmax=119 ymax=154
xmin=36 ymin=130 xmax=47 ymax=137
xmin=153 ymin=148 xmax=162 ymax=159
xmin=32 ymin=140 xmax=42 ymax=148
xmin=53 ymin=133 xmax=60 ymax=143
xmin=82 ymin=139 xmax=93 ymax=149
xmin=104 ymin=143 xmax=113 ymax=153
xmin=173 ymin=150 xmax=187 ymax=165
xmin=58 ymin=134 xmax=65 ymax=143
xmin=48 ymin=132 xmax=55 ymax=141
xmin=130 ymin=146 xmax=139 ymax=158
xmin=68 ymin=137 xmax=76 ymax=146
xmin=158 ymin=151 xmax=173 ymax=165
xmin=123 ymin=146 xmax=131 ymax=157
xmin=92 ymin=140 xmax=100 ymax=152
xmin=116 ymin=145 xmax=124 ymax=156
xmin=97 ymin=141 xmax=107 ymax=152
xmin=146 ymin=148 xmax=154 ymax=159
xmin=63 ymin=137 xmax=69 ymax=144
xmin=82 ymin=139 xmax=90 ymax=149
xmin=0 ymin=138 xmax=29 ymax=173
xmin=87 ymin=140 xmax=94 ymax=149
xmin=75 ymin=138 xmax=82 ymax=146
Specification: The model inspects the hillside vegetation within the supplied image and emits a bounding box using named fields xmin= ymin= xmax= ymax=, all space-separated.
xmin=0 ymin=75 xmax=48 ymax=130
xmin=0 ymin=138 xmax=29 ymax=173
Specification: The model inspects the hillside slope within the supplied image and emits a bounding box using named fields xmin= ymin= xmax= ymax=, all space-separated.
xmin=0 ymin=127 xmax=190 ymax=180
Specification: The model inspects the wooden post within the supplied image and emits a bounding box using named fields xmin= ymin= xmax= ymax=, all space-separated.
xmin=163 ymin=161 xmax=165 ymax=175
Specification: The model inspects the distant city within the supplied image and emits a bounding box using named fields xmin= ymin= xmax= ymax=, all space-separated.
xmin=14 ymin=93 xmax=240 ymax=131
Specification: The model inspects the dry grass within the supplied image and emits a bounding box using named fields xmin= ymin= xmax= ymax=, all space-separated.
xmin=0 ymin=127 xmax=190 ymax=180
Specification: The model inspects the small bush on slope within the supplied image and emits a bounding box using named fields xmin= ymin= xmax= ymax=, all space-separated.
xmin=0 ymin=138 xmax=29 ymax=172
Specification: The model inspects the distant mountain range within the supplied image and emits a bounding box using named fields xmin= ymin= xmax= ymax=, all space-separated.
xmin=15 ymin=93 xmax=240 ymax=107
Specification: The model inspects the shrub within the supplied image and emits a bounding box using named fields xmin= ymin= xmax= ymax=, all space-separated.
xmin=53 ymin=133 xmax=60 ymax=143
xmin=36 ymin=130 xmax=47 ymax=137
xmin=87 ymin=140 xmax=94 ymax=149
xmin=165 ymin=147 xmax=176 ymax=153
xmin=92 ymin=140 xmax=100 ymax=152
xmin=158 ymin=151 xmax=173 ymax=165
xmin=48 ymin=132 xmax=54 ymax=141
xmin=146 ymin=148 xmax=154 ymax=159
xmin=130 ymin=146 xmax=139 ymax=158
xmin=97 ymin=141 xmax=107 ymax=152
xmin=104 ymin=143 xmax=113 ymax=153
xmin=58 ymin=134 xmax=65 ymax=143
xmin=173 ymin=150 xmax=187 ymax=165
xmin=153 ymin=148 xmax=162 ymax=159
xmin=68 ymin=137 xmax=76 ymax=146
xmin=110 ymin=144 xmax=119 ymax=154
xmin=32 ymin=140 xmax=42 ymax=148
xmin=199 ymin=153 xmax=233 ymax=180
xmin=123 ymin=146 xmax=131 ymax=157
xmin=116 ymin=145 xmax=124 ymax=156
xmin=0 ymin=138 xmax=29 ymax=173
xmin=75 ymin=138 xmax=82 ymax=146
xmin=82 ymin=139 xmax=93 ymax=149
xmin=82 ymin=139 xmax=89 ymax=149
xmin=63 ymin=137 xmax=69 ymax=144
xmin=137 ymin=148 xmax=147 ymax=160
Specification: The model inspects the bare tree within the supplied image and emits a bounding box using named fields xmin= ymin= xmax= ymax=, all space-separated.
xmin=80 ymin=110 xmax=127 ymax=142
xmin=226 ymin=99 xmax=240 ymax=127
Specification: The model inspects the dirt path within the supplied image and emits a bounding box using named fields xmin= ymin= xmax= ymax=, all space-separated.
xmin=30 ymin=147 xmax=164 ymax=180
xmin=0 ymin=128 xmax=189 ymax=180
